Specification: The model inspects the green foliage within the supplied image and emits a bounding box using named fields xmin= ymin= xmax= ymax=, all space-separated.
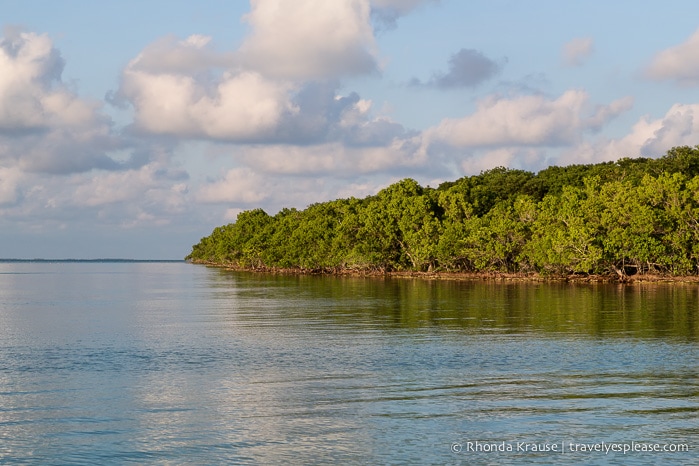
xmin=187 ymin=146 xmax=699 ymax=277
xmin=527 ymin=180 xmax=604 ymax=275
xmin=354 ymin=179 xmax=442 ymax=271
xmin=438 ymin=167 xmax=536 ymax=216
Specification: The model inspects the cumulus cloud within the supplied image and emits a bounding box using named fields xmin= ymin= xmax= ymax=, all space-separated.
xmin=73 ymin=176 xmax=189 ymax=228
xmin=239 ymin=137 xmax=425 ymax=176
xmin=419 ymin=91 xmax=634 ymax=177
xmin=111 ymin=0 xmax=418 ymax=151
xmin=238 ymin=0 xmax=379 ymax=79
xmin=426 ymin=90 xmax=632 ymax=149
xmin=14 ymin=129 xmax=120 ymax=174
xmin=562 ymin=103 xmax=699 ymax=164
xmin=645 ymin=28 xmax=699 ymax=86
xmin=0 ymin=151 xmax=193 ymax=233
xmin=74 ymin=171 xmax=148 ymax=208
xmin=194 ymin=165 xmax=424 ymax=219
xmin=125 ymin=34 xmax=234 ymax=75
xmin=0 ymin=31 xmax=62 ymax=130
xmin=43 ymin=146 xmax=189 ymax=229
xmin=0 ymin=30 xmax=86 ymax=131
xmin=412 ymin=48 xmax=505 ymax=89
xmin=117 ymin=43 xmax=414 ymax=149
xmin=334 ymin=180 xmax=386 ymax=199
xmin=196 ymin=167 xmax=270 ymax=204
xmin=0 ymin=29 xmax=119 ymax=174
xmin=586 ymin=96 xmax=635 ymax=131
xmin=119 ymin=58 xmax=296 ymax=141
xmin=196 ymin=167 xmax=337 ymax=212
xmin=562 ymin=37 xmax=594 ymax=67
xmin=272 ymin=83 xmax=412 ymax=146
xmin=278 ymin=84 xmax=410 ymax=145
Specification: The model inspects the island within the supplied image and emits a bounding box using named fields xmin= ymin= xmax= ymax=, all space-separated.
xmin=187 ymin=146 xmax=699 ymax=282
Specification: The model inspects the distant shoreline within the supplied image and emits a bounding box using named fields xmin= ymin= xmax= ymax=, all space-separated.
xmin=188 ymin=260 xmax=699 ymax=284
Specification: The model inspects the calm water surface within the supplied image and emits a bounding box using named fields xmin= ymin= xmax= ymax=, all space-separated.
xmin=0 ymin=262 xmax=696 ymax=464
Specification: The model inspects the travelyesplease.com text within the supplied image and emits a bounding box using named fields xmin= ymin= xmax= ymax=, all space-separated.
xmin=451 ymin=440 xmax=690 ymax=455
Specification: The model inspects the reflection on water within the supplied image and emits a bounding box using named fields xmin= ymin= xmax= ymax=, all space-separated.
xmin=0 ymin=262 xmax=696 ymax=464
xmin=207 ymin=270 xmax=699 ymax=339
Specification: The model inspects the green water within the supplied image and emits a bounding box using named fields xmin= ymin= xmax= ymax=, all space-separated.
xmin=0 ymin=262 xmax=696 ymax=464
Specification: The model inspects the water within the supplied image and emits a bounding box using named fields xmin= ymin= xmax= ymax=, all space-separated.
xmin=0 ymin=262 xmax=696 ymax=465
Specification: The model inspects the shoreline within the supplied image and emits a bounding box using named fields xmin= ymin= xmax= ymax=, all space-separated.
xmin=187 ymin=260 xmax=699 ymax=284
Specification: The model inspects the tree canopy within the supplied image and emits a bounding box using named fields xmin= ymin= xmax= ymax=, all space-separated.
xmin=187 ymin=146 xmax=699 ymax=278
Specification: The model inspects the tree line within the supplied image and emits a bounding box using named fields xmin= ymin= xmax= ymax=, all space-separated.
xmin=186 ymin=146 xmax=699 ymax=278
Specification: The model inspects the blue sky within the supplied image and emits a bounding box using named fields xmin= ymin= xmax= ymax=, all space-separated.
xmin=3 ymin=0 xmax=699 ymax=259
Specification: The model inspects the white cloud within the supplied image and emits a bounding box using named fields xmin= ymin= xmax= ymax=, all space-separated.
xmin=642 ymin=104 xmax=699 ymax=155
xmin=562 ymin=37 xmax=594 ymax=67
xmin=62 ymin=165 xmax=188 ymax=228
xmin=195 ymin=166 xmax=337 ymax=213
xmin=224 ymin=208 xmax=244 ymax=222
xmin=0 ymin=137 xmax=195 ymax=233
xmin=585 ymin=96 xmax=635 ymax=131
xmin=461 ymin=148 xmax=515 ymax=174
xmin=646 ymin=28 xmax=699 ymax=86
xmin=238 ymin=0 xmax=379 ymax=79
xmin=334 ymin=181 xmax=384 ymax=199
xmin=0 ymin=29 xmax=118 ymax=174
xmin=239 ymin=137 xmax=425 ymax=176
xmin=0 ymin=30 xmax=102 ymax=130
xmin=0 ymin=30 xmax=60 ymax=130
xmin=560 ymin=103 xmax=699 ymax=164
xmin=429 ymin=91 xmax=588 ymax=147
xmin=421 ymin=91 xmax=636 ymax=177
xmin=126 ymin=34 xmax=234 ymax=74
xmin=426 ymin=90 xmax=632 ymax=149
xmin=14 ymin=127 xmax=118 ymax=174
xmin=120 ymin=59 xmax=296 ymax=140
xmin=71 ymin=165 xmax=178 ymax=208
xmin=196 ymin=167 xmax=270 ymax=204
xmin=112 ymin=0 xmax=418 ymax=145
xmin=118 ymin=42 xmax=414 ymax=147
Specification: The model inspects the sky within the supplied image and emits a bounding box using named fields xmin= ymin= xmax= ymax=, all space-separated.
xmin=3 ymin=0 xmax=699 ymax=259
